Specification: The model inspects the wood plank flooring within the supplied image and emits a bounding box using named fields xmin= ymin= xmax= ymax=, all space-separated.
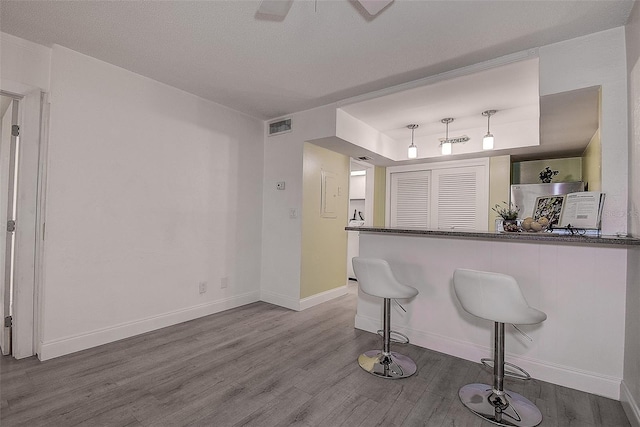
xmin=0 ymin=288 xmax=631 ymax=426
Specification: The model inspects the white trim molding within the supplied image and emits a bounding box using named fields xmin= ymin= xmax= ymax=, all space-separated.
xmin=260 ymin=290 xmax=300 ymax=311
xmin=261 ymin=286 xmax=348 ymax=311
xmin=39 ymin=291 xmax=260 ymax=361
xmin=299 ymin=285 xmax=348 ymax=311
xmin=621 ymin=380 xmax=640 ymax=427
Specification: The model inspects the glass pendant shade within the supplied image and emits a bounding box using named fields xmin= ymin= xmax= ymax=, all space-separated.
xmin=483 ymin=133 xmax=494 ymax=150
xmin=441 ymin=141 xmax=452 ymax=155
xmin=408 ymin=143 xmax=418 ymax=159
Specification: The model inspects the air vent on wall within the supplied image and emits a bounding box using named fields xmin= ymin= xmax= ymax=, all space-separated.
xmin=268 ymin=118 xmax=292 ymax=136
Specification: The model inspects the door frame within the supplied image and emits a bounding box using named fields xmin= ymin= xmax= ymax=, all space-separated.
xmin=0 ymin=95 xmax=20 ymax=355
xmin=0 ymin=85 xmax=47 ymax=359
xmin=349 ymin=159 xmax=374 ymax=226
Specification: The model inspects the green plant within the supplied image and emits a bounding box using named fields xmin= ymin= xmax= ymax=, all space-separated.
xmin=492 ymin=201 xmax=520 ymax=220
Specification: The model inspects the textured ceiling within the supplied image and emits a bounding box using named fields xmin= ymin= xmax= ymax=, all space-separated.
xmin=0 ymin=0 xmax=634 ymax=120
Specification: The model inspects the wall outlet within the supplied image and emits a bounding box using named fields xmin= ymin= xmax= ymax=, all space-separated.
xmin=199 ymin=282 xmax=207 ymax=294
xmin=220 ymin=277 xmax=228 ymax=289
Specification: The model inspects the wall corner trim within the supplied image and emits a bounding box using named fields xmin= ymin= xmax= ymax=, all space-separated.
xmin=260 ymin=291 xmax=301 ymax=311
xmin=299 ymin=286 xmax=348 ymax=311
xmin=261 ymin=286 xmax=348 ymax=312
xmin=621 ymin=380 xmax=640 ymax=427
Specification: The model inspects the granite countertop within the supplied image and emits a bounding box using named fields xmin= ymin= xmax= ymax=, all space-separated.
xmin=345 ymin=226 xmax=640 ymax=246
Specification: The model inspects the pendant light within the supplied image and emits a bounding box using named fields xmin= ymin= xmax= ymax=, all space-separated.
xmin=441 ymin=118 xmax=454 ymax=155
xmin=407 ymin=124 xmax=418 ymax=159
xmin=482 ymin=110 xmax=497 ymax=150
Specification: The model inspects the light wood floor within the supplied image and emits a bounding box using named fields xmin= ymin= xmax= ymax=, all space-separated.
xmin=0 ymin=289 xmax=631 ymax=427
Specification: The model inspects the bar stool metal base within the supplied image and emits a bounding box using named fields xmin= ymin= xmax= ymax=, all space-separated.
xmin=358 ymin=350 xmax=417 ymax=379
xmin=458 ymin=383 xmax=543 ymax=427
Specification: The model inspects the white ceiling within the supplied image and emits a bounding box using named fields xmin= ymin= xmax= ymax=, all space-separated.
xmin=339 ymin=58 xmax=541 ymax=160
xmin=0 ymin=0 xmax=634 ymax=121
xmin=334 ymin=58 xmax=600 ymax=163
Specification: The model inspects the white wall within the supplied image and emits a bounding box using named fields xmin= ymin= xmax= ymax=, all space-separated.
xmin=260 ymin=105 xmax=337 ymax=310
xmin=539 ymin=27 xmax=628 ymax=236
xmin=624 ymin=3 xmax=640 ymax=425
xmin=39 ymin=45 xmax=264 ymax=359
xmin=0 ymin=32 xmax=51 ymax=93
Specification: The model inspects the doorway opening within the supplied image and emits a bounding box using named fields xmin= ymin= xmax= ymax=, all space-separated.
xmin=0 ymin=94 xmax=21 ymax=356
xmin=346 ymin=159 xmax=374 ymax=281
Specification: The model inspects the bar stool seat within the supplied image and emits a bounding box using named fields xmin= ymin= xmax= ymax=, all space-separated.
xmin=353 ymin=257 xmax=418 ymax=379
xmin=453 ymin=269 xmax=547 ymax=427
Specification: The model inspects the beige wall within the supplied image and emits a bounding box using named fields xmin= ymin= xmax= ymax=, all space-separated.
xmin=301 ymin=142 xmax=349 ymax=299
xmin=373 ymin=166 xmax=386 ymax=227
xmin=512 ymin=157 xmax=582 ymax=184
xmin=488 ymin=155 xmax=511 ymax=231
xmin=582 ymin=129 xmax=602 ymax=192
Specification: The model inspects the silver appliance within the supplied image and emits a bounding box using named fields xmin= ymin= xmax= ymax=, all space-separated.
xmin=510 ymin=182 xmax=584 ymax=219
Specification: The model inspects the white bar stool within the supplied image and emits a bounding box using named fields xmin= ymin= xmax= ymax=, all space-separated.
xmin=453 ymin=269 xmax=547 ymax=427
xmin=353 ymin=257 xmax=418 ymax=379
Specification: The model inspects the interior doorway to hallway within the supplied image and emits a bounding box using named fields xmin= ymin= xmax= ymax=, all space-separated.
xmin=346 ymin=159 xmax=374 ymax=281
xmin=0 ymin=94 xmax=21 ymax=356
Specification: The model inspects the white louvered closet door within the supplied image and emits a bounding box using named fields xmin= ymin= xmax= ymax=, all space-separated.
xmin=390 ymin=170 xmax=431 ymax=227
xmin=431 ymin=166 xmax=486 ymax=230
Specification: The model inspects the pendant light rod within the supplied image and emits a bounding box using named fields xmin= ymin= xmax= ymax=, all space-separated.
xmin=441 ymin=118 xmax=454 ymax=140
xmin=482 ymin=110 xmax=497 ymax=132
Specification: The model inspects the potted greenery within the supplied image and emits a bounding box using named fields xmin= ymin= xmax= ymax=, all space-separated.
xmin=493 ymin=202 xmax=520 ymax=232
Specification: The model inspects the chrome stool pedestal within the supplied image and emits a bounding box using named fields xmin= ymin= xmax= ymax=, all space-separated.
xmin=453 ymin=269 xmax=547 ymax=427
xmin=458 ymin=323 xmax=542 ymax=427
xmin=357 ymin=298 xmax=417 ymax=379
xmin=352 ymin=257 xmax=418 ymax=380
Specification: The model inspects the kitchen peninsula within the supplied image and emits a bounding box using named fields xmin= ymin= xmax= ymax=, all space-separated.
xmin=346 ymin=226 xmax=640 ymax=400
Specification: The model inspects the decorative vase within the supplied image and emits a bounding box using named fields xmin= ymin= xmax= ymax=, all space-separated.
xmin=502 ymin=219 xmax=520 ymax=232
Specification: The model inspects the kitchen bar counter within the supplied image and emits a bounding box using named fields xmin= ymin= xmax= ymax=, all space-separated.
xmin=349 ymin=227 xmax=633 ymax=400
xmin=345 ymin=226 xmax=640 ymax=246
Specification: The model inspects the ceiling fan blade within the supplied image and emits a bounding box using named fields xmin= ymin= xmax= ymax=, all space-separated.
xmin=257 ymin=0 xmax=294 ymax=18
xmin=357 ymin=0 xmax=393 ymax=16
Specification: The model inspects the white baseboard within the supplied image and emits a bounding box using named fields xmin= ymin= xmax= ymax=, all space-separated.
xmin=621 ymin=380 xmax=640 ymax=427
xmin=260 ymin=290 xmax=300 ymax=311
xmin=299 ymin=286 xmax=348 ymax=311
xmin=261 ymin=286 xmax=348 ymax=311
xmin=355 ymin=313 xmax=622 ymax=400
xmin=39 ymin=291 xmax=260 ymax=361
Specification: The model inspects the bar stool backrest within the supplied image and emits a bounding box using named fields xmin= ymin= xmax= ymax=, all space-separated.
xmin=352 ymin=257 xmax=418 ymax=300
xmin=453 ymin=269 xmax=547 ymax=325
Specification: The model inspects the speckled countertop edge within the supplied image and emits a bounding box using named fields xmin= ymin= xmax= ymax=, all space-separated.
xmin=345 ymin=226 xmax=640 ymax=246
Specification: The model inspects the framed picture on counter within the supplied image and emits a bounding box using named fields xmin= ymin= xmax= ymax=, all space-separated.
xmin=532 ymin=195 xmax=564 ymax=226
